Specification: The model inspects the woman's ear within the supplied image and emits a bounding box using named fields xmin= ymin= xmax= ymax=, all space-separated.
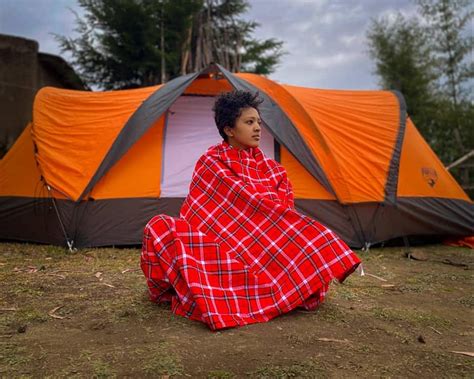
xmin=223 ymin=126 xmax=234 ymax=138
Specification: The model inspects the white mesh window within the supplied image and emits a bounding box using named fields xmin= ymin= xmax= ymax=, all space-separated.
xmin=161 ymin=96 xmax=275 ymax=197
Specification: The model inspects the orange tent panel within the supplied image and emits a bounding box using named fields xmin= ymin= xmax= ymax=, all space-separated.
xmin=0 ymin=124 xmax=45 ymax=197
xmin=284 ymin=85 xmax=401 ymax=203
xmin=32 ymin=85 xmax=161 ymax=200
xmin=184 ymin=77 xmax=232 ymax=95
xmin=91 ymin=116 xmax=165 ymax=199
xmin=280 ymin=146 xmax=335 ymax=200
xmin=397 ymin=118 xmax=469 ymax=200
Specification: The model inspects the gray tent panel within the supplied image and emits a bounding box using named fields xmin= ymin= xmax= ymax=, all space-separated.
xmin=295 ymin=199 xmax=361 ymax=246
xmin=1 ymin=196 xmax=472 ymax=248
xmin=0 ymin=197 xmax=72 ymax=245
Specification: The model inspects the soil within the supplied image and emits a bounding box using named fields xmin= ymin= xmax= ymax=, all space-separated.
xmin=0 ymin=243 xmax=473 ymax=378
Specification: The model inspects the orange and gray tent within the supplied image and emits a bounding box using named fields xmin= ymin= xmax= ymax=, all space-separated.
xmin=1 ymin=64 xmax=472 ymax=248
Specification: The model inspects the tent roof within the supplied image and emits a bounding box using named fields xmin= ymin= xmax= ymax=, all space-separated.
xmin=27 ymin=64 xmax=435 ymax=205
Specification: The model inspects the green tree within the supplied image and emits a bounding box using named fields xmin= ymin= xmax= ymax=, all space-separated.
xmin=57 ymin=0 xmax=201 ymax=89
xmin=57 ymin=0 xmax=284 ymax=90
xmin=181 ymin=0 xmax=284 ymax=75
xmin=367 ymin=13 xmax=437 ymax=138
xmin=366 ymin=1 xmax=473 ymax=166
xmin=416 ymin=0 xmax=473 ymax=156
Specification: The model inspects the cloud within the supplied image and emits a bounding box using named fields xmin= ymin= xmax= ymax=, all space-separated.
xmin=0 ymin=0 xmax=416 ymax=90
xmin=339 ymin=33 xmax=364 ymax=47
xmin=0 ymin=0 xmax=83 ymax=60
xmin=245 ymin=0 xmax=415 ymax=89
xmin=322 ymin=51 xmax=360 ymax=66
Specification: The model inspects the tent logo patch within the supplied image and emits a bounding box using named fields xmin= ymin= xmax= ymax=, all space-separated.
xmin=421 ymin=167 xmax=438 ymax=187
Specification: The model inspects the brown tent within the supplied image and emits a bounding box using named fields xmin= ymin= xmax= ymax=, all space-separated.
xmin=1 ymin=64 xmax=472 ymax=248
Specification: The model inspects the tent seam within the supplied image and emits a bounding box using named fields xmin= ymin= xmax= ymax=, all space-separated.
xmin=384 ymin=90 xmax=407 ymax=204
xmin=218 ymin=65 xmax=337 ymax=197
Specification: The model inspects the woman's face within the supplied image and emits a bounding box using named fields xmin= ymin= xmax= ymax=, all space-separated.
xmin=224 ymin=107 xmax=262 ymax=150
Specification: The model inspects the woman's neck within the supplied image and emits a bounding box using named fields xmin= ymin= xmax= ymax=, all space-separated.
xmin=226 ymin=139 xmax=251 ymax=151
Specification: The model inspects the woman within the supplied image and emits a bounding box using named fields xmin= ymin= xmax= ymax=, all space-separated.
xmin=141 ymin=91 xmax=360 ymax=330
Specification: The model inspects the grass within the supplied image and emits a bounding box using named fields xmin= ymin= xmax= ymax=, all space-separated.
xmin=59 ymin=351 xmax=119 ymax=378
xmin=250 ymin=361 xmax=327 ymax=378
xmin=459 ymin=295 xmax=474 ymax=308
xmin=0 ymin=343 xmax=31 ymax=371
xmin=91 ymin=358 xmax=116 ymax=378
xmin=16 ymin=308 xmax=49 ymax=323
xmin=313 ymin=302 xmax=347 ymax=322
xmin=1 ymin=308 xmax=49 ymax=328
xmin=12 ymin=286 xmax=45 ymax=297
xmin=139 ymin=344 xmax=184 ymax=377
xmin=112 ymin=295 xmax=160 ymax=322
xmin=371 ymin=307 xmax=451 ymax=328
xmin=330 ymin=279 xmax=386 ymax=300
xmin=0 ymin=242 xmax=472 ymax=377
xmin=207 ymin=370 xmax=236 ymax=378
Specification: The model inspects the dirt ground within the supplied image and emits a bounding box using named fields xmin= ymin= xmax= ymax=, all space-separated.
xmin=0 ymin=243 xmax=473 ymax=378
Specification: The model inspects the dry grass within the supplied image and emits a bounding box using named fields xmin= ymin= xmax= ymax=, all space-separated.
xmin=0 ymin=243 xmax=473 ymax=377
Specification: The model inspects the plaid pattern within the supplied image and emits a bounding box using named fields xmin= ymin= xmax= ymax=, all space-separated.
xmin=141 ymin=142 xmax=360 ymax=330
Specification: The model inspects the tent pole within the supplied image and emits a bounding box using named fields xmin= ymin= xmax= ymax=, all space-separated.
xmin=31 ymin=134 xmax=76 ymax=251
xmin=46 ymin=184 xmax=75 ymax=252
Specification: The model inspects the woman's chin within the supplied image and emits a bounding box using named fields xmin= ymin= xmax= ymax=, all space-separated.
xmin=229 ymin=140 xmax=259 ymax=150
xmin=247 ymin=140 xmax=260 ymax=148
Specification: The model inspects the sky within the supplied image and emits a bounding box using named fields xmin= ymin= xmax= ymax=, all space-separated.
xmin=0 ymin=0 xmax=418 ymax=90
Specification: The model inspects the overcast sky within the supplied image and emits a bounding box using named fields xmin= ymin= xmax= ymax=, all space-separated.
xmin=0 ymin=0 xmax=419 ymax=90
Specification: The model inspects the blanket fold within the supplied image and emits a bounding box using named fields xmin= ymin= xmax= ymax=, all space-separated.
xmin=141 ymin=142 xmax=360 ymax=330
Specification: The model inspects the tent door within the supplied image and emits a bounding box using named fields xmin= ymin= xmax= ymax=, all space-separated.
xmin=161 ymin=95 xmax=275 ymax=197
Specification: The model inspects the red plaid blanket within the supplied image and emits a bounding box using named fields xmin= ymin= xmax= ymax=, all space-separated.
xmin=141 ymin=142 xmax=360 ymax=330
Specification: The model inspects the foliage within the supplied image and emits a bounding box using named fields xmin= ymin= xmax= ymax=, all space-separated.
xmin=183 ymin=0 xmax=284 ymax=75
xmin=417 ymin=0 xmax=474 ymax=104
xmin=416 ymin=0 xmax=474 ymax=165
xmin=56 ymin=0 xmax=284 ymax=89
xmin=366 ymin=0 xmax=473 ymax=171
xmin=367 ymin=14 xmax=437 ymax=138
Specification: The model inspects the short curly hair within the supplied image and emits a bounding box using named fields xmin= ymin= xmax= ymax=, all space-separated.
xmin=213 ymin=90 xmax=263 ymax=141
